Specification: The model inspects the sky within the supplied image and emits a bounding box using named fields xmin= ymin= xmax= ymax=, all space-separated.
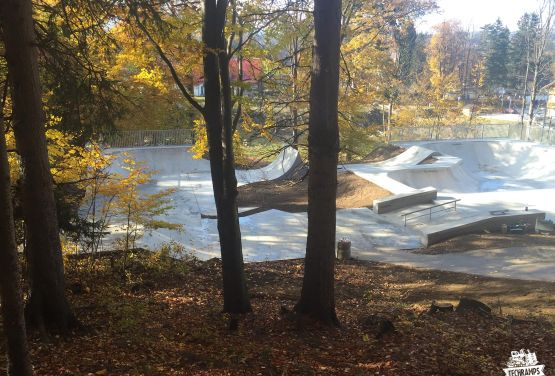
xmin=416 ymin=0 xmax=542 ymax=32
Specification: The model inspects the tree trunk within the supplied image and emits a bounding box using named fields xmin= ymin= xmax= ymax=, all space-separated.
xmin=203 ymin=0 xmax=250 ymax=313
xmin=291 ymin=33 xmax=301 ymax=147
xmin=1 ymin=0 xmax=75 ymax=333
xmin=519 ymin=49 xmax=530 ymax=128
xmin=387 ymin=99 xmax=394 ymax=141
xmin=0 ymin=122 xmax=33 ymax=375
xmin=527 ymin=66 xmax=539 ymax=128
xmin=295 ymin=0 xmax=342 ymax=326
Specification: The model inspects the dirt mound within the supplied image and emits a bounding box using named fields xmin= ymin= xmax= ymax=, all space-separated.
xmin=237 ymin=171 xmax=391 ymax=212
xmin=359 ymin=144 xmax=405 ymax=163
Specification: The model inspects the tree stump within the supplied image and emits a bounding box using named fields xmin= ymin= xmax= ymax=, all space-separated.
xmin=337 ymin=239 xmax=351 ymax=260
xmin=456 ymin=298 xmax=491 ymax=316
xmin=360 ymin=314 xmax=395 ymax=339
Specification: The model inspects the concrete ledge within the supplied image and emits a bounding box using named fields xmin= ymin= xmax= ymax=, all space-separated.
xmin=423 ymin=210 xmax=546 ymax=246
xmin=373 ymin=187 xmax=437 ymax=214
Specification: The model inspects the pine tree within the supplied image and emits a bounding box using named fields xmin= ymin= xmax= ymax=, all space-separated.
xmin=481 ymin=19 xmax=510 ymax=91
xmin=1 ymin=0 xmax=76 ymax=333
xmin=508 ymin=13 xmax=539 ymax=91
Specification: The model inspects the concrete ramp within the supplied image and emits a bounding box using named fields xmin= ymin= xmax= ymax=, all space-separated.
xmin=422 ymin=210 xmax=546 ymax=246
xmin=419 ymin=140 xmax=555 ymax=189
xmin=373 ymin=145 xmax=440 ymax=167
xmin=373 ymin=187 xmax=437 ymax=214
xmin=347 ymin=145 xmax=456 ymax=195
xmin=106 ymin=145 xmax=303 ymax=185
xmin=388 ymin=165 xmax=481 ymax=193
xmin=236 ymin=147 xmax=303 ymax=185
xmin=105 ymin=146 xmax=211 ymax=179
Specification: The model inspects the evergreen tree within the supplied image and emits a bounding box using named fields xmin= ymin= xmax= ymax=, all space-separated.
xmin=508 ymin=13 xmax=539 ymax=91
xmin=1 ymin=0 xmax=76 ymax=333
xmin=481 ymin=19 xmax=510 ymax=90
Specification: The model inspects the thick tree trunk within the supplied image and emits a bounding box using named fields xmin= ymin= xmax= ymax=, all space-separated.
xmin=295 ymin=0 xmax=342 ymax=326
xmin=0 ymin=123 xmax=33 ymax=376
xmin=203 ymin=0 xmax=250 ymax=313
xmin=1 ymin=0 xmax=75 ymax=333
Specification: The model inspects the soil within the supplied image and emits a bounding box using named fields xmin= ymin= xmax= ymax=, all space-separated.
xmin=358 ymin=144 xmax=405 ymax=163
xmin=7 ymin=256 xmax=554 ymax=375
xmin=415 ymin=233 xmax=555 ymax=255
xmin=238 ymin=171 xmax=391 ymax=212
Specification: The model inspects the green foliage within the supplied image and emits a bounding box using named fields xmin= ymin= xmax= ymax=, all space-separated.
xmin=508 ymin=13 xmax=539 ymax=89
xmin=339 ymin=125 xmax=389 ymax=162
xmin=481 ymin=19 xmax=510 ymax=90
xmin=147 ymin=242 xmax=191 ymax=278
xmin=35 ymin=0 xmax=123 ymax=141
xmin=106 ymin=157 xmax=182 ymax=252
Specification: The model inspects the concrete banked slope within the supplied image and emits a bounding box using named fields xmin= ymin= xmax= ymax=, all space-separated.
xmin=236 ymin=147 xmax=303 ymax=184
xmin=395 ymin=140 xmax=555 ymax=193
xmin=106 ymin=145 xmax=302 ymax=186
xmin=105 ymin=145 xmax=302 ymax=216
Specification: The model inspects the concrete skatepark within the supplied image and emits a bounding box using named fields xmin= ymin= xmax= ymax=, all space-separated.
xmin=100 ymin=139 xmax=555 ymax=282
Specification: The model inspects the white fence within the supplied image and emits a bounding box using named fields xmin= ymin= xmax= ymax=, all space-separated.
xmin=102 ymin=129 xmax=194 ymax=148
xmin=389 ymin=123 xmax=555 ymax=145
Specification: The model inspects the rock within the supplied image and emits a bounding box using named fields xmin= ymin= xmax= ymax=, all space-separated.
xmin=428 ymin=302 xmax=454 ymax=314
xmin=360 ymin=314 xmax=395 ymax=339
xmin=203 ymin=257 xmax=222 ymax=269
xmin=69 ymin=282 xmax=84 ymax=295
xmin=130 ymin=281 xmax=154 ymax=293
xmin=456 ymin=298 xmax=491 ymax=316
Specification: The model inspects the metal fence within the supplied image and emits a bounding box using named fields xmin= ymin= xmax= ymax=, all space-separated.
xmin=389 ymin=123 xmax=555 ymax=145
xmin=102 ymin=129 xmax=194 ymax=148
xmin=102 ymin=123 xmax=555 ymax=149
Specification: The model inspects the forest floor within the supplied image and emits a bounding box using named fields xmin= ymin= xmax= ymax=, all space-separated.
xmin=2 ymin=254 xmax=554 ymax=375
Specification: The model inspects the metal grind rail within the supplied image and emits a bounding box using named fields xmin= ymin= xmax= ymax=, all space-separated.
xmin=401 ymin=199 xmax=461 ymax=226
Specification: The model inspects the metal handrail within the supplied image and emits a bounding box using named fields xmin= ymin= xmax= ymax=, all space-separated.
xmin=401 ymin=199 xmax=461 ymax=226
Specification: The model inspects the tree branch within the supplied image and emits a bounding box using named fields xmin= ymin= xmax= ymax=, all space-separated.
xmin=131 ymin=9 xmax=204 ymax=115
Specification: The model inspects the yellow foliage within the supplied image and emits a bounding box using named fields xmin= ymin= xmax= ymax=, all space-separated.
xmin=133 ymin=68 xmax=168 ymax=93
xmin=190 ymin=118 xmax=246 ymax=164
xmin=6 ymin=117 xmax=114 ymax=207
xmin=190 ymin=119 xmax=208 ymax=160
